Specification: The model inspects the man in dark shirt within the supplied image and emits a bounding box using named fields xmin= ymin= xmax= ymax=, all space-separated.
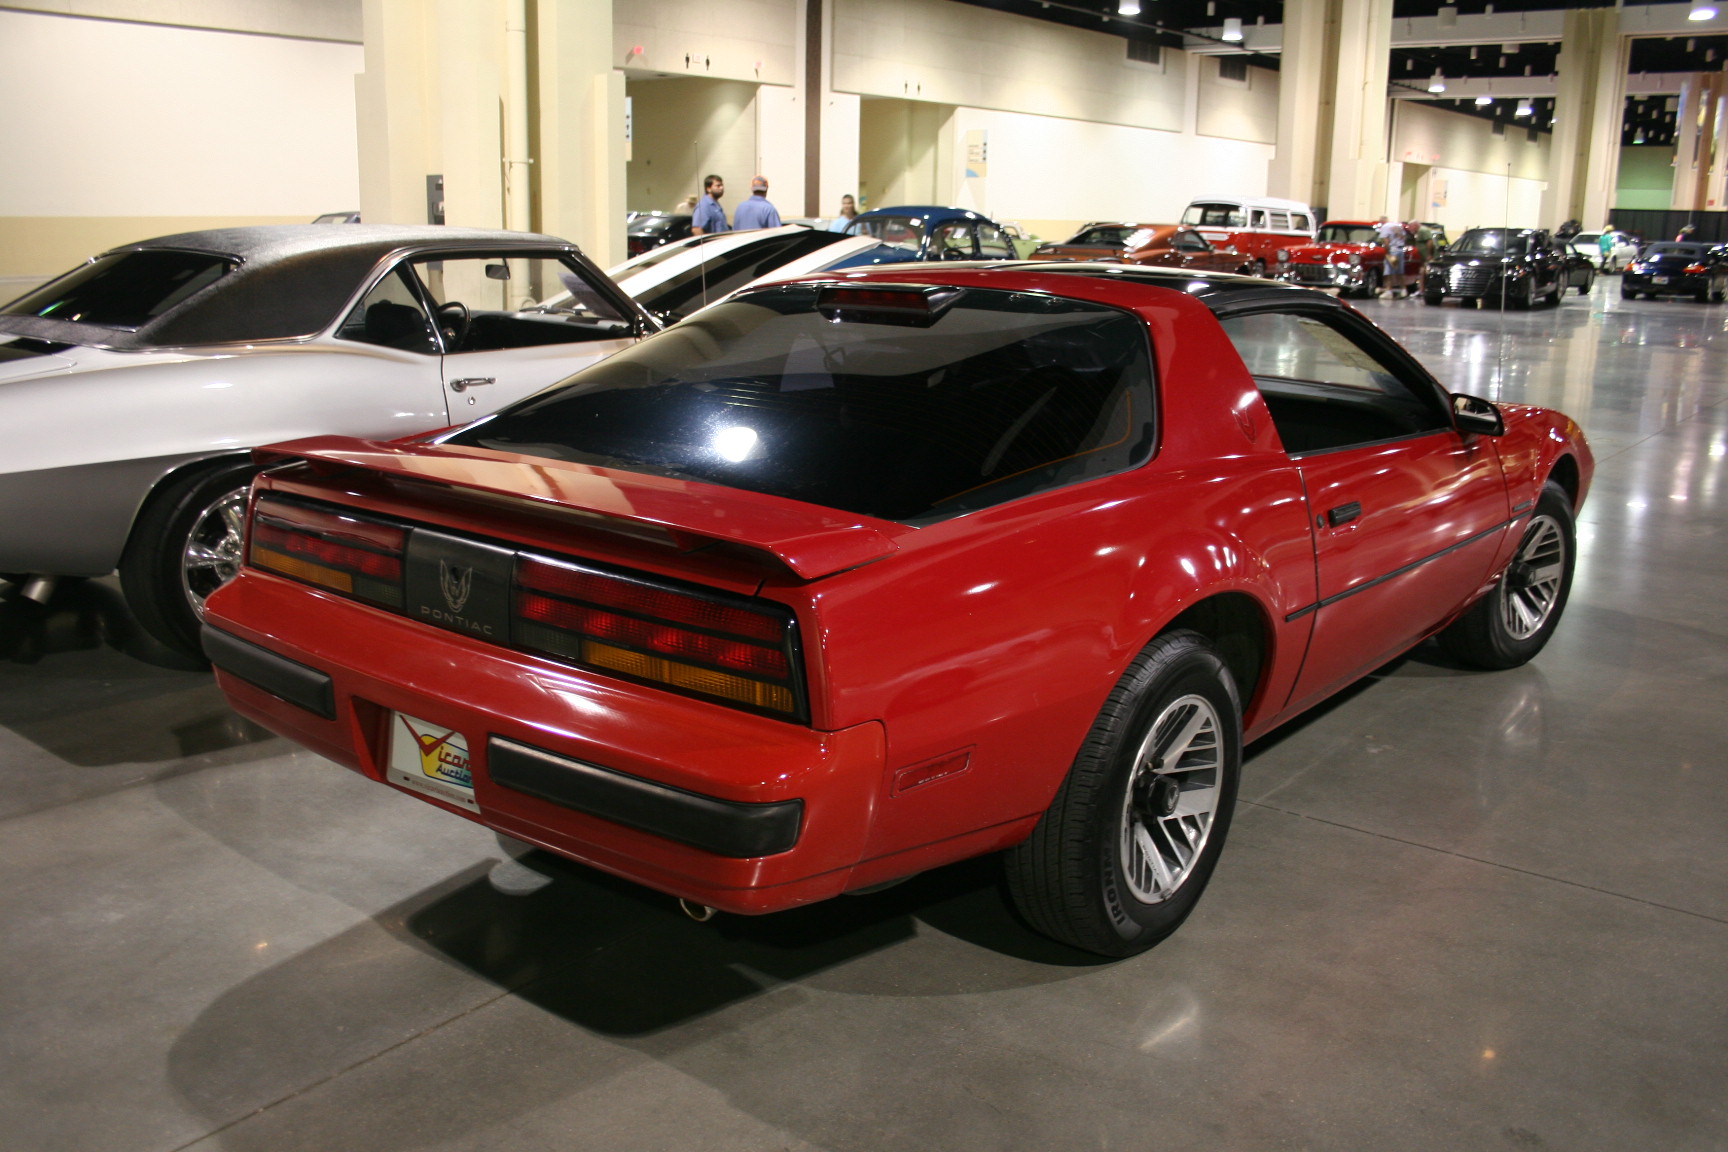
xmin=692 ymin=175 xmax=728 ymax=234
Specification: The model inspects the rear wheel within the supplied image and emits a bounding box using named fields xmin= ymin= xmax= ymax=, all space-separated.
xmin=1437 ymin=482 xmax=1575 ymax=670
xmin=1423 ymin=289 xmax=1443 ymax=305
xmin=1005 ymin=630 xmax=1242 ymax=957
xmin=119 ymin=459 xmax=258 ymax=661
xmin=1621 ymin=285 xmax=1638 ymax=300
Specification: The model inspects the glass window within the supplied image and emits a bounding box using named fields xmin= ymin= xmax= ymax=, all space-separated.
xmin=977 ymin=224 xmax=1013 ymax=258
xmin=1251 ymin=211 xmax=1268 ymax=228
xmin=4 ymin=250 xmax=235 ymax=330
xmin=1220 ymin=311 xmax=1449 ymax=454
xmin=1292 ymin=214 xmax=1313 ymax=232
xmin=335 ymin=267 xmax=438 ymax=354
xmin=1181 ymin=204 xmax=1247 ymax=228
xmin=1318 ymin=225 xmax=1380 ymax=245
xmin=846 ymin=216 xmax=925 ymax=253
xmin=449 ymin=285 xmax=1156 ymax=524
xmin=1172 ymin=230 xmax=1209 ymax=253
xmin=408 ymin=255 xmax=630 ymax=353
xmin=930 ymin=223 xmax=975 ymax=259
xmin=1268 ymin=211 xmax=1291 ymax=230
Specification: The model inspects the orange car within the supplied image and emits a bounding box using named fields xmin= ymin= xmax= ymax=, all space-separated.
xmin=1031 ymin=224 xmax=1253 ymax=274
xmin=1121 ymin=225 xmax=1255 ymax=274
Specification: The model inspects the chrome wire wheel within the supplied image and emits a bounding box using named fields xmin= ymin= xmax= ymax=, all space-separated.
xmin=1499 ymin=514 xmax=1566 ymax=641
xmin=180 ymin=487 xmax=248 ymax=620
xmin=1118 ymin=693 xmax=1224 ymax=904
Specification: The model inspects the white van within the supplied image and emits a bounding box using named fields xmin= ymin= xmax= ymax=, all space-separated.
xmin=1180 ymin=196 xmax=1317 ymax=273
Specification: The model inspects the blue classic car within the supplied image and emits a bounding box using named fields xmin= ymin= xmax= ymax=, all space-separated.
xmin=841 ymin=206 xmax=1019 ymax=263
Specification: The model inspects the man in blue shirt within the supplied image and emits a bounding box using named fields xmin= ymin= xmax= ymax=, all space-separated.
xmin=732 ymin=176 xmax=782 ymax=230
xmin=692 ymin=175 xmax=728 ymax=234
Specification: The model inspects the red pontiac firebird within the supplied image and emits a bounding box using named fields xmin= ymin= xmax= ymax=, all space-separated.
xmin=202 ymin=264 xmax=1592 ymax=957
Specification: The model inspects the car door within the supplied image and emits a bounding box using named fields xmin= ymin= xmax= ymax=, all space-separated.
xmin=406 ymin=251 xmax=647 ymax=420
xmin=1217 ymin=304 xmax=1512 ymax=710
xmin=329 ymin=264 xmax=455 ymax=428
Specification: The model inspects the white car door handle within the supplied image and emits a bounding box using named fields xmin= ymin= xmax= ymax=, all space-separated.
xmin=449 ymin=377 xmax=495 ymax=393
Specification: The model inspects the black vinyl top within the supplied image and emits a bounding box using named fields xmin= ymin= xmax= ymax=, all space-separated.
xmin=0 ymin=225 xmax=579 ymax=350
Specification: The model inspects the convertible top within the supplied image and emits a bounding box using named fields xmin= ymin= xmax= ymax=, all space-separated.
xmin=0 ymin=225 xmax=578 ymax=351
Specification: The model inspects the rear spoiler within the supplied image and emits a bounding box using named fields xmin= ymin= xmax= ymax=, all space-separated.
xmin=252 ymin=436 xmax=907 ymax=581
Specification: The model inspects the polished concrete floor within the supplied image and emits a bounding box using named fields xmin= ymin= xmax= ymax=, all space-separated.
xmin=3 ymin=278 xmax=1726 ymax=1151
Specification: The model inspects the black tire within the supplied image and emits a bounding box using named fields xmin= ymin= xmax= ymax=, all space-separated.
xmin=1423 ymin=290 xmax=1443 ymax=305
xmin=1695 ymin=289 xmax=1710 ymax=304
xmin=1005 ymin=630 xmax=1242 ymax=957
xmin=1712 ymin=286 xmax=1726 ymax=303
xmin=1621 ymin=286 xmax=1638 ymax=300
xmin=119 ymin=459 xmax=258 ymax=661
xmin=1251 ymin=259 xmax=1266 ymax=278
xmin=1577 ymin=275 xmax=1592 ymax=296
xmin=1437 ymin=482 xmax=1575 ymax=670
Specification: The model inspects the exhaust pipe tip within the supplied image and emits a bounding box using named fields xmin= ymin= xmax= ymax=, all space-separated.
xmin=678 ymin=898 xmax=717 ymax=922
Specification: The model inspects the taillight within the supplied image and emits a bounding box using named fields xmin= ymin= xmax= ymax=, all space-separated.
xmin=1685 ymin=263 xmax=1708 ymax=274
xmin=248 ymin=495 xmax=407 ymax=607
xmin=514 ymin=555 xmax=802 ymax=717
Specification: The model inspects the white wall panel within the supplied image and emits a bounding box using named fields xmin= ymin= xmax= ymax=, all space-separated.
xmin=1392 ymin=100 xmax=1550 ymax=182
xmin=0 ymin=10 xmax=361 ymax=216
xmin=615 ymin=0 xmax=796 ymax=86
xmin=625 ymin=77 xmax=758 ymax=213
xmin=1196 ymin=59 xmax=1278 ymax=145
xmin=755 ymin=84 xmax=804 ymax=211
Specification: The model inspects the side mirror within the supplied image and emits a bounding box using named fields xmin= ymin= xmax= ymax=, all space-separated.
xmin=1452 ymin=394 xmax=1505 ymax=437
xmin=485 ymin=263 xmax=511 ymax=280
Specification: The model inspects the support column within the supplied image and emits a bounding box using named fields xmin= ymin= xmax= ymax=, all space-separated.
xmin=1324 ymin=0 xmax=1392 ymax=219
xmin=1672 ymin=73 xmax=1728 ymax=212
xmin=1266 ymin=0 xmax=1326 ymax=205
xmin=437 ymin=0 xmax=505 ymax=231
xmin=356 ymin=0 xmax=437 ymax=225
xmin=535 ymin=0 xmax=625 ymax=267
xmin=1267 ymin=0 xmax=1391 ymax=218
xmin=1542 ymin=8 xmax=1626 ymax=230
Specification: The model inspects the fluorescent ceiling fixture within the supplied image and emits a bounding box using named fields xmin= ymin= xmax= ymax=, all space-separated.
xmin=1222 ymin=17 xmax=1243 ymax=41
xmin=1516 ymin=100 xmax=1534 ymax=117
xmin=1688 ymin=5 xmax=1717 ymax=22
xmin=1428 ymin=71 xmax=1447 ymax=93
xmin=1117 ymin=0 xmax=1140 ymax=13
xmin=1475 ymin=95 xmax=1494 ymax=106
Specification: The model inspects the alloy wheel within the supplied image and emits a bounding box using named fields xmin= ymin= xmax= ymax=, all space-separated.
xmin=1118 ymin=694 xmax=1224 ymax=904
xmin=180 ymin=487 xmax=249 ymax=620
xmin=1499 ymin=514 xmax=1566 ymax=640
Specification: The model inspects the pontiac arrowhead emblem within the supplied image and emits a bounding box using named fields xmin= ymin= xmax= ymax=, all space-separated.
xmin=439 ymin=560 xmax=473 ymax=614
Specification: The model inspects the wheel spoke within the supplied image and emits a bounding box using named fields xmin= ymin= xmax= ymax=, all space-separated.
xmin=1154 ymin=704 xmax=1209 ymax=767
xmin=1119 ymin=692 xmax=1225 ymax=906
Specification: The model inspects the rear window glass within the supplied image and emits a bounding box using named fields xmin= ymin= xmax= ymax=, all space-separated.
xmin=3 ymin=250 xmax=235 ymax=329
xmin=449 ymin=285 xmax=1156 ymax=524
xmin=1644 ymin=243 xmax=1703 ymax=258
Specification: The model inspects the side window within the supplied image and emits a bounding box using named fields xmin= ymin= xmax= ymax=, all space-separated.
xmin=1173 ymin=230 xmax=1208 ymax=252
xmin=931 ymin=222 xmax=974 ymax=258
xmin=1251 ymin=210 xmax=1268 ymax=229
xmin=977 ymin=223 xmax=1013 ymax=258
xmin=336 ymin=267 xmax=438 ymax=354
xmin=1219 ymin=311 xmax=1450 ymax=454
xmin=1268 ymin=211 xmax=1290 ymax=230
xmin=407 ymin=254 xmax=630 ymax=353
xmin=1292 ymin=214 xmax=1312 ymax=232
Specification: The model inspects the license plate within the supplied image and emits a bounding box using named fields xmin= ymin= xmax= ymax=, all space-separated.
xmin=388 ymin=712 xmax=479 ymax=812
xmin=1653 ymin=276 xmax=1669 ymax=284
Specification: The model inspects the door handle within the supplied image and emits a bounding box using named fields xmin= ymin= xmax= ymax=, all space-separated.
xmin=1327 ymin=501 xmax=1363 ymax=527
xmin=449 ymin=377 xmax=495 ymax=393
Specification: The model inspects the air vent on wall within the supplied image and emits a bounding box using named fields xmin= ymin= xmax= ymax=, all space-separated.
xmin=1218 ymin=56 xmax=1249 ymax=82
xmin=1127 ymin=39 xmax=1161 ymax=66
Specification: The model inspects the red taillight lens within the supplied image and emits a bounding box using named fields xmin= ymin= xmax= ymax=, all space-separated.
xmin=1685 ymin=263 xmax=1708 ymax=274
xmin=513 ymin=555 xmax=801 ymax=716
xmin=248 ymin=496 xmax=407 ymax=607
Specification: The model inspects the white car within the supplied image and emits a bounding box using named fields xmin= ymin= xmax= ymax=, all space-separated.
xmin=1570 ymin=230 xmax=1639 ymax=273
xmin=0 ymin=226 xmax=658 ymax=658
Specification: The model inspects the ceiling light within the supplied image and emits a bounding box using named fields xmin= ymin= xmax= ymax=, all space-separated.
xmin=1222 ymin=16 xmax=1244 ymax=41
xmin=1117 ymin=0 xmax=1140 ymax=13
xmin=1428 ymin=70 xmax=1447 ymax=93
xmin=1470 ymin=46 xmax=1479 ymax=60
xmin=1476 ymin=94 xmax=1494 ymax=106
xmin=1516 ymin=100 xmax=1534 ymax=117
xmin=1688 ymin=5 xmax=1717 ymax=22
xmin=1503 ymin=43 xmax=1518 ymax=54
xmin=1635 ymin=129 xmax=1646 ymax=143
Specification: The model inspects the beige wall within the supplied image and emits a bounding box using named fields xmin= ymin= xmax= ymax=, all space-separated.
xmin=858 ymin=98 xmax=952 ymax=212
xmin=1196 ymin=59 xmax=1278 ymax=145
xmin=833 ymin=0 xmax=1186 ymax=134
xmin=0 ymin=8 xmax=362 ymax=278
xmin=0 ymin=0 xmax=361 ymax=41
xmin=614 ymin=0 xmax=796 ymax=87
xmin=626 ymin=77 xmax=761 ymax=213
xmin=1391 ymin=100 xmax=1550 ymax=182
